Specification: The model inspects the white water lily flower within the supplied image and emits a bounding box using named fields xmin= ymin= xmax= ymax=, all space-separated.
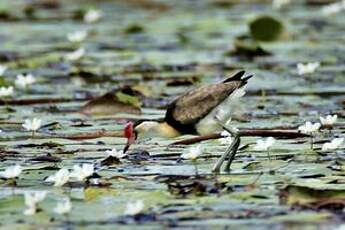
xmin=65 ymin=48 xmax=85 ymax=61
xmin=54 ymin=199 xmax=72 ymax=215
xmin=322 ymin=138 xmax=344 ymax=151
xmin=322 ymin=0 xmax=345 ymax=15
xmin=220 ymin=130 xmax=231 ymax=137
xmin=297 ymin=62 xmax=320 ymax=75
xmin=24 ymin=191 xmax=47 ymax=215
xmin=70 ymin=163 xmax=94 ymax=181
xmin=105 ymin=148 xmax=126 ymax=159
xmin=0 ymin=65 xmax=7 ymax=75
xmin=219 ymin=136 xmax=233 ymax=145
xmin=89 ymin=178 xmax=100 ymax=185
xmin=334 ymin=224 xmax=345 ymax=230
xmin=0 ymin=86 xmax=14 ymax=97
xmin=45 ymin=168 xmax=70 ymax=186
xmin=320 ymin=114 xmax=337 ymax=127
xmin=180 ymin=145 xmax=203 ymax=160
xmin=24 ymin=206 xmax=36 ymax=215
xmin=124 ymin=200 xmax=144 ymax=216
xmin=219 ymin=130 xmax=233 ymax=144
xmin=84 ymin=9 xmax=102 ymax=23
xmin=272 ymin=0 xmax=290 ymax=9
xmin=22 ymin=118 xmax=42 ymax=132
xmin=67 ymin=30 xmax=87 ymax=43
xmin=254 ymin=137 xmax=276 ymax=151
xmin=15 ymin=73 xmax=36 ymax=88
xmin=298 ymin=121 xmax=321 ymax=134
xmin=0 ymin=165 xmax=22 ymax=179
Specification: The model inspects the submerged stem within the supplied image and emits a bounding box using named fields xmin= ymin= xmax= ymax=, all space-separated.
xmin=267 ymin=148 xmax=271 ymax=162
xmin=193 ymin=160 xmax=199 ymax=176
xmin=11 ymin=180 xmax=16 ymax=196
xmin=65 ymin=213 xmax=70 ymax=224
xmin=267 ymin=148 xmax=272 ymax=171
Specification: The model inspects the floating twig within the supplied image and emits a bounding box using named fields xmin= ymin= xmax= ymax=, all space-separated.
xmin=170 ymin=129 xmax=309 ymax=146
xmin=0 ymin=97 xmax=90 ymax=106
xmin=60 ymin=131 xmax=123 ymax=140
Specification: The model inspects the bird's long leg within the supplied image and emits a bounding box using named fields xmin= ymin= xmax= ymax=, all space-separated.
xmin=212 ymin=133 xmax=240 ymax=172
xmin=212 ymin=119 xmax=241 ymax=172
xmin=224 ymin=133 xmax=240 ymax=171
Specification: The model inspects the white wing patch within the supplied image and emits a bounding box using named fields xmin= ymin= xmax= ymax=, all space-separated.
xmin=195 ymin=87 xmax=246 ymax=135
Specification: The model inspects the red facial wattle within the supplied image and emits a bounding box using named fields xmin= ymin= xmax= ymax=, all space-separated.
xmin=123 ymin=122 xmax=135 ymax=153
xmin=124 ymin=122 xmax=134 ymax=139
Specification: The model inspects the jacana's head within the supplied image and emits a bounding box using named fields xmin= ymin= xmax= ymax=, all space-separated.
xmin=123 ymin=121 xmax=179 ymax=153
xmin=123 ymin=121 xmax=161 ymax=153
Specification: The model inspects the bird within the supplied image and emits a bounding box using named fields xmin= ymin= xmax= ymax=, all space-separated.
xmin=123 ymin=70 xmax=253 ymax=171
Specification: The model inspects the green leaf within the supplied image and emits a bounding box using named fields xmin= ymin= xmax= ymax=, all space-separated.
xmin=0 ymin=77 xmax=9 ymax=87
xmin=249 ymin=15 xmax=284 ymax=42
xmin=115 ymin=91 xmax=142 ymax=108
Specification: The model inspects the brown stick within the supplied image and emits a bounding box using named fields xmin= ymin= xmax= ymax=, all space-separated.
xmin=239 ymin=129 xmax=309 ymax=138
xmin=0 ymin=97 xmax=90 ymax=106
xmin=60 ymin=131 xmax=123 ymax=140
xmin=171 ymin=133 xmax=221 ymax=145
xmin=0 ymin=120 xmax=22 ymax=125
xmin=170 ymin=129 xmax=309 ymax=145
xmin=0 ymin=131 xmax=124 ymax=141
xmin=247 ymin=90 xmax=345 ymax=97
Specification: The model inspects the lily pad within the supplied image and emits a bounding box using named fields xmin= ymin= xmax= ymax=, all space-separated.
xmin=80 ymin=87 xmax=142 ymax=115
xmin=249 ymin=15 xmax=284 ymax=42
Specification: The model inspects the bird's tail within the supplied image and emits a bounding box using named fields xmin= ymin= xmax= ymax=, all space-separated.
xmin=223 ymin=70 xmax=254 ymax=87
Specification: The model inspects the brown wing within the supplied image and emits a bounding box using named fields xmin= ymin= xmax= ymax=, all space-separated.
xmin=165 ymin=81 xmax=241 ymax=126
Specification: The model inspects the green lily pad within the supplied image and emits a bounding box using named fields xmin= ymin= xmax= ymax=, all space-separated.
xmin=249 ymin=15 xmax=284 ymax=42
xmin=115 ymin=91 xmax=141 ymax=108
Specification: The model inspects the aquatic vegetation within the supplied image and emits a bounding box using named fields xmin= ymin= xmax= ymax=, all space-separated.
xmin=124 ymin=200 xmax=144 ymax=216
xmin=254 ymin=137 xmax=275 ymax=151
xmin=84 ymin=9 xmax=102 ymax=23
xmin=253 ymin=137 xmax=276 ymax=162
xmin=181 ymin=145 xmax=204 ymax=161
xmin=23 ymin=191 xmax=47 ymax=216
xmin=22 ymin=118 xmax=41 ymax=136
xmin=322 ymin=138 xmax=344 ymax=151
xmin=0 ymin=65 xmax=7 ymax=76
xmin=54 ymin=199 xmax=72 ymax=215
xmin=272 ymin=0 xmax=291 ymax=9
xmin=320 ymin=114 xmax=337 ymax=128
xmin=67 ymin=30 xmax=87 ymax=43
xmin=0 ymin=165 xmax=22 ymax=179
xmin=297 ymin=62 xmax=320 ymax=75
xmin=45 ymin=168 xmax=70 ymax=187
xmin=105 ymin=148 xmax=127 ymax=159
xmin=298 ymin=121 xmax=321 ymax=135
xmin=69 ymin=164 xmax=94 ymax=182
xmin=15 ymin=73 xmax=35 ymax=89
xmin=298 ymin=121 xmax=321 ymax=149
xmin=65 ymin=48 xmax=85 ymax=61
xmin=0 ymin=86 xmax=13 ymax=97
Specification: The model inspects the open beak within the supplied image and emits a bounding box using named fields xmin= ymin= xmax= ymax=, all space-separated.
xmin=123 ymin=122 xmax=137 ymax=153
xmin=123 ymin=133 xmax=136 ymax=153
